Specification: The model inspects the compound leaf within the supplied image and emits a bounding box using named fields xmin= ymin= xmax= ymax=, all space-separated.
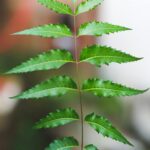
xmin=84 ymin=144 xmax=99 ymax=150
xmin=38 ymin=0 xmax=73 ymax=15
xmin=85 ymin=113 xmax=133 ymax=146
xmin=34 ymin=108 xmax=79 ymax=129
xmin=80 ymin=45 xmax=141 ymax=67
xmin=13 ymin=24 xmax=72 ymax=38
xmin=76 ymin=0 xmax=103 ymax=15
xmin=12 ymin=76 xmax=77 ymax=99
xmin=78 ymin=21 xmax=130 ymax=37
xmin=6 ymin=49 xmax=74 ymax=74
xmin=45 ymin=137 xmax=79 ymax=150
xmin=82 ymin=78 xmax=147 ymax=97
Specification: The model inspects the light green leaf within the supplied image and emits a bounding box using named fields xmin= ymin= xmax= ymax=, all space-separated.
xmin=45 ymin=137 xmax=79 ymax=150
xmin=6 ymin=49 xmax=74 ymax=74
xmin=38 ymin=0 xmax=73 ymax=15
xmin=80 ymin=45 xmax=141 ymax=67
xmin=85 ymin=113 xmax=133 ymax=146
xmin=78 ymin=21 xmax=130 ymax=37
xmin=34 ymin=108 xmax=79 ymax=129
xmin=13 ymin=24 xmax=72 ymax=38
xmin=84 ymin=144 xmax=99 ymax=150
xmin=82 ymin=78 xmax=147 ymax=97
xmin=76 ymin=0 xmax=104 ymax=15
xmin=12 ymin=76 xmax=77 ymax=99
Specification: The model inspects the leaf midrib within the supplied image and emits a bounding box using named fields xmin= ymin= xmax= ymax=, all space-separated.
xmin=19 ymin=87 xmax=78 ymax=98
xmin=45 ymin=1 xmax=73 ymax=15
xmin=80 ymin=55 xmax=133 ymax=62
xmin=32 ymin=28 xmax=72 ymax=37
xmin=12 ymin=60 xmax=75 ymax=71
xmin=86 ymin=120 xmax=125 ymax=143
xmin=83 ymin=87 xmax=132 ymax=93
xmin=39 ymin=117 xmax=78 ymax=126
xmin=79 ymin=26 xmax=123 ymax=35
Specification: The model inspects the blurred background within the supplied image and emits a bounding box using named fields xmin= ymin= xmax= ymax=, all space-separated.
xmin=0 ymin=0 xmax=149 ymax=150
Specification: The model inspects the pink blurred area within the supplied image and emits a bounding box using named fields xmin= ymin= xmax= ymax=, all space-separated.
xmin=0 ymin=0 xmax=35 ymax=51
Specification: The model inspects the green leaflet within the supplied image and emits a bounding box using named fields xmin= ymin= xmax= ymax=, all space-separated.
xmin=80 ymin=45 xmax=141 ymax=67
xmin=37 ymin=0 xmax=73 ymax=15
xmin=45 ymin=137 xmax=79 ymax=150
xmin=76 ymin=0 xmax=104 ymax=15
xmin=78 ymin=21 xmax=130 ymax=37
xmin=84 ymin=144 xmax=99 ymax=150
xmin=12 ymin=76 xmax=77 ymax=99
xmin=34 ymin=108 xmax=79 ymax=129
xmin=82 ymin=78 xmax=147 ymax=97
xmin=85 ymin=113 xmax=133 ymax=146
xmin=6 ymin=49 xmax=74 ymax=74
xmin=13 ymin=24 xmax=72 ymax=38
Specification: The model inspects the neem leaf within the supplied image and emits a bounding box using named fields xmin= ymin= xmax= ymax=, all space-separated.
xmin=34 ymin=108 xmax=79 ymax=129
xmin=84 ymin=144 xmax=99 ymax=150
xmin=45 ymin=137 xmax=79 ymax=150
xmin=80 ymin=45 xmax=141 ymax=67
xmin=12 ymin=76 xmax=77 ymax=99
xmin=76 ymin=0 xmax=104 ymax=15
xmin=13 ymin=24 xmax=72 ymax=38
xmin=85 ymin=113 xmax=133 ymax=146
xmin=78 ymin=21 xmax=130 ymax=37
xmin=82 ymin=78 xmax=147 ymax=97
xmin=6 ymin=49 xmax=74 ymax=74
xmin=38 ymin=0 xmax=73 ymax=15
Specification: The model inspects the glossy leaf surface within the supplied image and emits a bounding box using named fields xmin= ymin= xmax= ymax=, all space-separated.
xmin=12 ymin=76 xmax=77 ymax=99
xmin=85 ymin=113 xmax=132 ymax=146
xmin=7 ymin=49 xmax=74 ymax=74
xmin=76 ymin=0 xmax=104 ymax=15
xmin=82 ymin=78 xmax=147 ymax=97
xmin=13 ymin=24 xmax=72 ymax=38
xmin=78 ymin=21 xmax=130 ymax=37
xmin=80 ymin=45 xmax=141 ymax=67
xmin=38 ymin=0 xmax=73 ymax=15
xmin=34 ymin=108 xmax=79 ymax=129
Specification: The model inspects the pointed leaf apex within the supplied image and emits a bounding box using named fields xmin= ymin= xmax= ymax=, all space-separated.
xmin=78 ymin=21 xmax=131 ymax=37
xmin=12 ymin=24 xmax=72 ymax=38
xmin=37 ymin=0 xmax=73 ymax=15
xmin=85 ymin=113 xmax=133 ymax=146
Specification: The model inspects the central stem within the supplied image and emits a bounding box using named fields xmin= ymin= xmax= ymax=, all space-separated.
xmin=73 ymin=3 xmax=84 ymax=150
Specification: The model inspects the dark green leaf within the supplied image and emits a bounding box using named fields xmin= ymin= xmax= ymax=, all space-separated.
xmin=82 ymin=78 xmax=147 ymax=97
xmin=13 ymin=24 xmax=72 ymax=38
xmin=6 ymin=49 xmax=74 ymax=74
xmin=84 ymin=144 xmax=99 ymax=150
xmin=34 ymin=108 xmax=79 ymax=129
xmin=76 ymin=0 xmax=104 ymax=15
xmin=38 ymin=0 xmax=73 ymax=15
xmin=85 ymin=113 xmax=133 ymax=146
xmin=45 ymin=137 xmax=79 ymax=150
xmin=78 ymin=21 xmax=130 ymax=37
xmin=12 ymin=76 xmax=77 ymax=99
xmin=80 ymin=45 xmax=141 ymax=67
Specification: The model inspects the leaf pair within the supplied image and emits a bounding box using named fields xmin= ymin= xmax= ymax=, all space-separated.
xmin=13 ymin=21 xmax=130 ymax=39
xmin=45 ymin=137 xmax=98 ymax=150
xmin=38 ymin=0 xmax=104 ymax=15
xmin=36 ymin=108 xmax=132 ymax=148
xmin=6 ymin=46 xmax=140 ymax=74
xmin=11 ymin=75 xmax=146 ymax=100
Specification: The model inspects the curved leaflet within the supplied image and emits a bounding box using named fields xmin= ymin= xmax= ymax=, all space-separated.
xmin=80 ymin=45 xmax=141 ymax=67
xmin=85 ymin=113 xmax=133 ymax=146
xmin=6 ymin=49 xmax=74 ymax=74
xmin=34 ymin=108 xmax=79 ymax=129
xmin=82 ymin=78 xmax=147 ymax=97
xmin=13 ymin=24 xmax=72 ymax=38
xmin=12 ymin=76 xmax=77 ymax=99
